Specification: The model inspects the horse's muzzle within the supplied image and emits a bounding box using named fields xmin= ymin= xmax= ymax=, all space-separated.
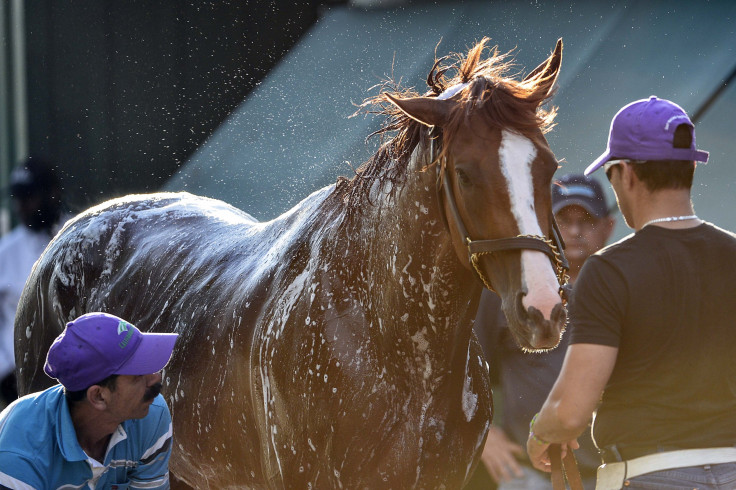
xmin=506 ymin=292 xmax=566 ymax=352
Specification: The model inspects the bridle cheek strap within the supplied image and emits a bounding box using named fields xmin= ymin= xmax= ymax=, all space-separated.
xmin=467 ymin=233 xmax=569 ymax=297
xmin=432 ymin=128 xmax=569 ymax=296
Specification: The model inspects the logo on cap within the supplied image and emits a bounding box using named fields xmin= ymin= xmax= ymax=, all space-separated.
xmin=118 ymin=321 xmax=134 ymax=349
xmin=557 ymin=184 xmax=597 ymax=199
xmin=552 ymin=174 xmax=609 ymax=218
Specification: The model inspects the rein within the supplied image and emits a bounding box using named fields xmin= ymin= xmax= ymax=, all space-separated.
xmin=550 ymin=444 xmax=585 ymax=490
xmin=430 ymin=128 xmax=569 ymax=295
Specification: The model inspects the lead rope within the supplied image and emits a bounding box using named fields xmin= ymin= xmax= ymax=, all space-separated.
xmin=549 ymin=444 xmax=585 ymax=490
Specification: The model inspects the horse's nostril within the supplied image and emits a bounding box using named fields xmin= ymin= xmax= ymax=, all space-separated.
xmin=515 ymin=290 xmax=527 ymax=316
xmin=551 ymin=301 xmax=567 ymax=326
xmin=524 ymin=304 xmax=565 ymax=350
xmin=526 ymin=305 xmax=544 ymax=326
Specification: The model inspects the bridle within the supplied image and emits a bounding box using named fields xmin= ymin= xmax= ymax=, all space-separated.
xmin=430 ymin=127 xmax=570 ymax=297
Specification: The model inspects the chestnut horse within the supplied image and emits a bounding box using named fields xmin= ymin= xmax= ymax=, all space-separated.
xmin=15 ymin=38 xmax=566 ymax=488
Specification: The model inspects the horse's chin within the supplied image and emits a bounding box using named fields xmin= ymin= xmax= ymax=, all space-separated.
xmin=502 ymin=293 xmax=567 ymax=352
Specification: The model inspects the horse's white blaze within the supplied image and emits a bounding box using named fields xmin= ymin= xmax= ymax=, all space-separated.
xmin=498 ymin=130 xmax=560 ymax=321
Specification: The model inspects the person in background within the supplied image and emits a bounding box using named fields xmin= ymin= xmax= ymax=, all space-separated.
xmin=527 ymin=96 xmax=736 ymax=489
xmin=0 ymin=156 xmax=66 ymax=406
xmin=0 ymin=312 xmax=178 ymax=489
xmin=475 ymin=173 xmax=615 ymax=489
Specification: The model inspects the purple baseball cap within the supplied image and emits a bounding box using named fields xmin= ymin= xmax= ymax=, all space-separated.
xmin=552 ymin=173 xmax=609 ymax=218
xmin=44 ymin=312 xmax=178 ymax=391
xmin=585 ymin=96 xmax=709 ymax=176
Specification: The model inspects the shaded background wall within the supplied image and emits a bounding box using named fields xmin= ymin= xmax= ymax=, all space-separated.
xmin=164 ymin=0 xmax=736 ymax=242
xmin=1 ymin=0 xmax=341 ymax=224
xmin=3 ymin=0 xmax=734 ymax=240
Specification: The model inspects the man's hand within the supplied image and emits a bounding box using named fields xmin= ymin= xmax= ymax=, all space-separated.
xmin=481 ymin=425 xmax=525 ymax=483
xmin=526 ymin=437 xmax=579 ymax=472
xmin=525 ymin=344 xmax=617 ymax=471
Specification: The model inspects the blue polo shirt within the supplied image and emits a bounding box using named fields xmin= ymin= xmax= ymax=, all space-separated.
xmin=0 ymin=385 xmax=172 ymax=489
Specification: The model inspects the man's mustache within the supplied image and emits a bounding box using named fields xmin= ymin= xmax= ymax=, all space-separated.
xmin=143 ymin=382 xmax=162 ymax=402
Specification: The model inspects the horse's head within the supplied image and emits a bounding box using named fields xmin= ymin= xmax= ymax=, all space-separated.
xmin=384 ymin=39 xmax=566 ymax=351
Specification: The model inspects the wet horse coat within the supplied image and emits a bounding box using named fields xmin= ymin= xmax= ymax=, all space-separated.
xmin=15 ymin=38 xmax=566 ymax=488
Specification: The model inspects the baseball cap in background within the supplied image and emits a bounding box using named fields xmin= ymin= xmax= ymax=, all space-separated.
xmin=585 ymin=96 xmax=709 ymax=175
xmin=44 ymin=312 xmax=179 ymax=392
xmin=552 ymin=173 xmax=609 ymax=218
xmin=9 ymin=156 xmax=60 ymax=198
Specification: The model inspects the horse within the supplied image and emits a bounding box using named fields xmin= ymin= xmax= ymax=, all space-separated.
xmin=15 ymin=37 xmax=566 ymax=488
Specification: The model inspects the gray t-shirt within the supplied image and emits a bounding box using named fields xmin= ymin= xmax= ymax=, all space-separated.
xmin=570 ymin=222 xmax=736 ymax=450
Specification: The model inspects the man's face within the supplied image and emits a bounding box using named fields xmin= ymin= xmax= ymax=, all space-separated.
xmin=555 ymin=205 xmax=613 ymax=264
xmin=106 ymin=372 xmax=163 ymax=422
xmin=12 ymin=192 xmax=43 ymax=228
xmin=12 ymin=188 xmax=61 ymax=231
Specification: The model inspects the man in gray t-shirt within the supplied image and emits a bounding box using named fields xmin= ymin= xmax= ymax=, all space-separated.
xmin=527 ymin=97 xmax=736 ymax=489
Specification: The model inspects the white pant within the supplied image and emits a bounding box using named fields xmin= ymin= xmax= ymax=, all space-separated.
xmin=498 ymin=464 xmax=596 ymax=490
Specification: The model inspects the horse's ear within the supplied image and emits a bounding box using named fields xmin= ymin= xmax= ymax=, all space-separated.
xmin=523 ymin=38 xmax=563 ymax=99
xmin=384 ymin=93 xmax=454 ymax=127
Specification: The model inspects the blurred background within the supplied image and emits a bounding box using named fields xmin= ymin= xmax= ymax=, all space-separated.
xmin=1 ymin=0 xmax=734 ymax=241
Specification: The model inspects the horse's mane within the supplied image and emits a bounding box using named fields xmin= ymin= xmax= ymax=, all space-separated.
xmin=332 ymin=37 xmax=558 ymax=211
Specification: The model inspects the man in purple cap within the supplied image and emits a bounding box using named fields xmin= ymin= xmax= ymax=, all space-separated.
xmin=0 ymin=312 xmax=178 ymax=489
xmin=526 ymin=96 xmax=736 ymax=488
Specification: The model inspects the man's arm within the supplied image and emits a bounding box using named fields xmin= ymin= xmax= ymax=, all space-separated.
xmin=129 ymin=431 xmax=172 ymax=489
xmin=128 ymin=397 xmax=173 ymax=490
xmin=526 ymin=343 xmax=617 ymax=471
xmin=0 ymin=452 xmax=43 ymax=489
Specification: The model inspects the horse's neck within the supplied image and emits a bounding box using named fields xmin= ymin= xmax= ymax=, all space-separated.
xmin=343 ymin=146 xmax=480 ymax=353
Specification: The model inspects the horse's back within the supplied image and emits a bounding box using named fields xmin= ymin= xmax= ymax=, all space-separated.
xmin=14 ymin=191 xmax=261 ymax=394
xmin=13 ymin=188 xmax=343 ymax=487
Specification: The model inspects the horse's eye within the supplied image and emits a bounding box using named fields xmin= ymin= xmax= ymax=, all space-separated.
xmin=455 ymin=168 xmax=471 ymax=186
